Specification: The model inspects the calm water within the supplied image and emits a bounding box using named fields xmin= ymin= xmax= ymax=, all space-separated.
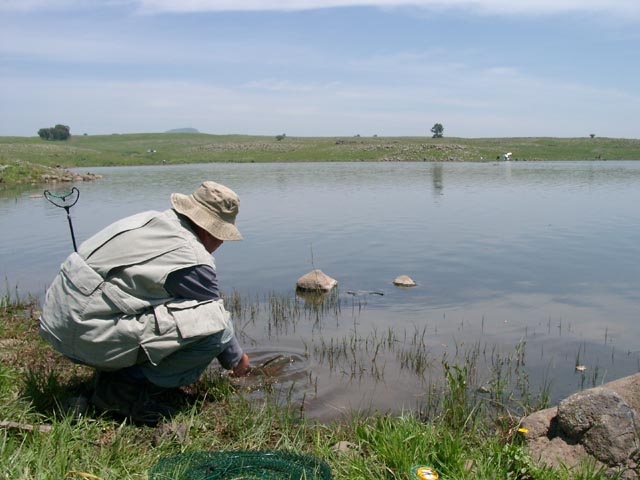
xmin=2 ymin=161 xmax=639 ymax=419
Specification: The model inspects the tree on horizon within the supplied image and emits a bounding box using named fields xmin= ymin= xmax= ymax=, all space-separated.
xmin=38 ymin=124 xmax=71 ymax=141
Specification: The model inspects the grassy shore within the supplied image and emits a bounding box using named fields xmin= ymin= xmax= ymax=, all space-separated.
xmin=0 ymin=291 xmax=617 ymax=479
xmin=1 ymin=133 xmax=639 ymax=186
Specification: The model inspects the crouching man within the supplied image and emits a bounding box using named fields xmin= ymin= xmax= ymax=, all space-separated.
xmin=40 ymin=181 xmax=251 ymax=425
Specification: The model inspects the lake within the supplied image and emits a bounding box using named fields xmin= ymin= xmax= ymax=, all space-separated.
xmin=1 ymin=161 xmax=639 ymax=419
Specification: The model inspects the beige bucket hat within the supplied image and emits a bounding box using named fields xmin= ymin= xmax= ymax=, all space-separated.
xmin=171 ymin=181 xmax=242 ymax=241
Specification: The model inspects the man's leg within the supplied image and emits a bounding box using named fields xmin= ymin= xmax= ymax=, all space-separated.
xmin=91 ymin=332 xmax=228 ymax=425
xmin=137 ymin=330 xmax=228 ymax=388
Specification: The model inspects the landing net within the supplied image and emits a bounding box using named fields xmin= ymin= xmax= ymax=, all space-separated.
xmin=149 ymin=450 xmax=332 ymax=480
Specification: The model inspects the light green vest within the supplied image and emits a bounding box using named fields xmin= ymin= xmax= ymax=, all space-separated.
xmin=40 ymin=209 xmax=233 ymax=370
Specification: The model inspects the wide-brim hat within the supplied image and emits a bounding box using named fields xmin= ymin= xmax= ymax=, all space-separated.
xmin=171 ymin=181 xmax=242 ymax=241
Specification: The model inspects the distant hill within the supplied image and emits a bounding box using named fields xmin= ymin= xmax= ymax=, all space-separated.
xmin=164 ymin=128 xmax=200 ymax=134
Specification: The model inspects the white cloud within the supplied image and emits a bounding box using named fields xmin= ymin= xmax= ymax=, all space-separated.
xmin=244 ymin=79 xmax=342 ymax=93
xmin=134 ymin=0 xmax=640 ymax=19
xmin=0 ymin=0 xmax=129 ymax=13
xmin=0 ymin=21 xmax=307 ymax=68
xmin=2 ymin=0 xmax=639 ymax=19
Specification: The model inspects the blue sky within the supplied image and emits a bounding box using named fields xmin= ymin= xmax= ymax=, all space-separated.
xmin=1 ymin=0 xmax=639 ymax=138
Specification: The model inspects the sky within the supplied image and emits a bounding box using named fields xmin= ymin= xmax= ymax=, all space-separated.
xmin=1 ymin=0 xmax=639 ymax=138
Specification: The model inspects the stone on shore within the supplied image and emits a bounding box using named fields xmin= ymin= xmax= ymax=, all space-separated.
xmin=41 ymin=172 xmax=103 ymax=183
xmin=520 ymin=372 xmax=640 ymax=479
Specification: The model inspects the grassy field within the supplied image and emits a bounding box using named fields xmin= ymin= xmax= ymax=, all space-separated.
xmin=0 ymin=291 xmax=620 ymax=479
xmin=1 ymin=133 xmax=639 ymax=173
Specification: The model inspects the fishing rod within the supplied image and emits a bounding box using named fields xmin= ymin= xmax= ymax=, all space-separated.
xmin=44 ymin=187 xmax=80 ymax=252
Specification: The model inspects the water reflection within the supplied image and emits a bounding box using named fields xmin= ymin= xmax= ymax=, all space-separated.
xmin=431 ymin=163 xmax=444 ymax=197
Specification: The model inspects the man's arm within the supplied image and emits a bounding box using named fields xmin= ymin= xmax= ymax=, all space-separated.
xmin=164 ymin=265 xmax=219 ymax=300
xmin=217 ymin=336 xmax=250 ymax=375
xmin=164 ymin=265 xmax=251 ymax=376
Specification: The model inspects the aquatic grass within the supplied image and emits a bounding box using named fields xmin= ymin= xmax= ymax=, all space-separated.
xmin=397 ymin=324 xmax=435 ymax=378
xmin=0 ymin=281 xmax=16 ymax=309
xmin=228 ymin=289 xmax=342 ymax=337
xmin=227 ymin=289 xmax=565 ymax=425
xmin=309 ymin=325 xmax=400 ymax=382
xmin=225 ymin=290 xmax=555 ymax=422
xmin=310 ymin=326 xmax=549 ymax=420
xmin=441 ymin=361 xmax=478 ymax=430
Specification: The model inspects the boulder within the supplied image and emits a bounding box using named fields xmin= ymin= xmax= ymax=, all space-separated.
xmin=558 ymin=388 xmax=638 ymax=466
xmin=295 ymin=269 xmax=337 ymax=292
xmin=520 ymin=373 xmax=640 ymax=479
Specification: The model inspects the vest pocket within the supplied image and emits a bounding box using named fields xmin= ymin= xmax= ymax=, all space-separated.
xmin=154 ymin=299 xmax=230 ymax=339
xmin=61 ymin=252 xmax=104 ymax=296
xmin=102 ymin=283 xmax=154 ymax=315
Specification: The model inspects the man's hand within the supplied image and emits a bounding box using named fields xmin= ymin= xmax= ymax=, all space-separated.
xmin=230 ymin=353 xmax=251 ymax=377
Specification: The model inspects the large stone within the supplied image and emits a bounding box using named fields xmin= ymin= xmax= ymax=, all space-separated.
xmin=558 ymin=388 xmax=638 ymax=466
xmin=520 ymin=408 xmax=590 ymax=470
xmin=521 ymin=373 xmax=640 ymax=479
xmin=295 ymin=269 xmax=338 ymax=292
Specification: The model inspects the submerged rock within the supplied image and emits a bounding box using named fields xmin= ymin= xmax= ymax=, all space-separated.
xmin=295 ymin=269 xmax=337 ymax=292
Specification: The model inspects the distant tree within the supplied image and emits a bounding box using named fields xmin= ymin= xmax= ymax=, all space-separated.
xmin=53 ymin=124 xmax=70 ymax=140
xmin=430 ymin=123 xmax=444 ymax=138
xmin=38 ymin=124 xmax=71 ymax=141
xmin=275 ymin=133 xmax=286 ymax=141
xmin=590 ymin=134 xmax=596 ymax=139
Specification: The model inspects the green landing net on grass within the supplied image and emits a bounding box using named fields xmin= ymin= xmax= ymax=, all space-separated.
xmin=149 ymin=450 xmax=332 ymax=480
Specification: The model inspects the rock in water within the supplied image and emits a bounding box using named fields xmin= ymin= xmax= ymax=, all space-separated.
xmin=393 ymin=275 xmax=416 ymax=287
xmin=296 ymin=269 xmax=338 ymax=291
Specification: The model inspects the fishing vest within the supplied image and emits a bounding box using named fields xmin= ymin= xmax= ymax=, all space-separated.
xmin=39 ymin=209 xmax=233 ymax=370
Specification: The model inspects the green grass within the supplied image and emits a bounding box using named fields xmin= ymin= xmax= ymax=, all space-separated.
xmin=0 ymin=158 xmax=72 ymax=187
xmin=1 ymin=133 xmax=639 ymax=171
xmin=0 ymin=291 xmax=620 ymax=479
xmin=2 ymin=133 xmax=638 ymax=187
